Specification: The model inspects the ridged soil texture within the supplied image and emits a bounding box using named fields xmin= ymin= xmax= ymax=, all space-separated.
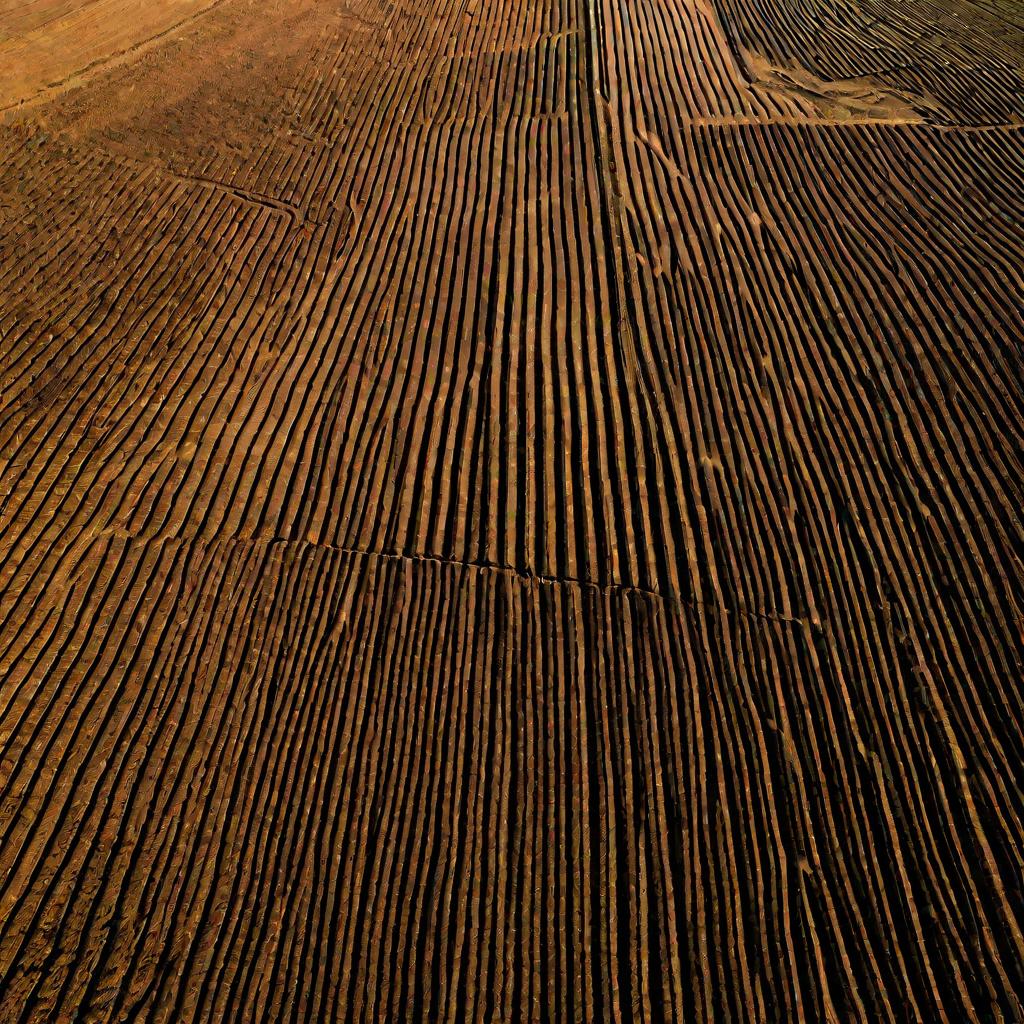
xmin=0 ymin=0 xmax=1022 ymax=1019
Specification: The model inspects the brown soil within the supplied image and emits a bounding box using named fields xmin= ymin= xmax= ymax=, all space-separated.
xmin=1 ymin=0 xmax=1023 ymax=1020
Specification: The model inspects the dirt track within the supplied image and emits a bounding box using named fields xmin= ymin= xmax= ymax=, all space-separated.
xmin=1 ymin=0 xmax=1023 ymax=1019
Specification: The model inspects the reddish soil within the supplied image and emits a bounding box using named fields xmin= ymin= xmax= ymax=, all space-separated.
xmin=1 ymin=0 xmax=1023 ymax=1019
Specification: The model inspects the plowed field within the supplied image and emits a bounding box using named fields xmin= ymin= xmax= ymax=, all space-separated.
xmin=1 ymin=0 xmax=1023 ymax=1019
